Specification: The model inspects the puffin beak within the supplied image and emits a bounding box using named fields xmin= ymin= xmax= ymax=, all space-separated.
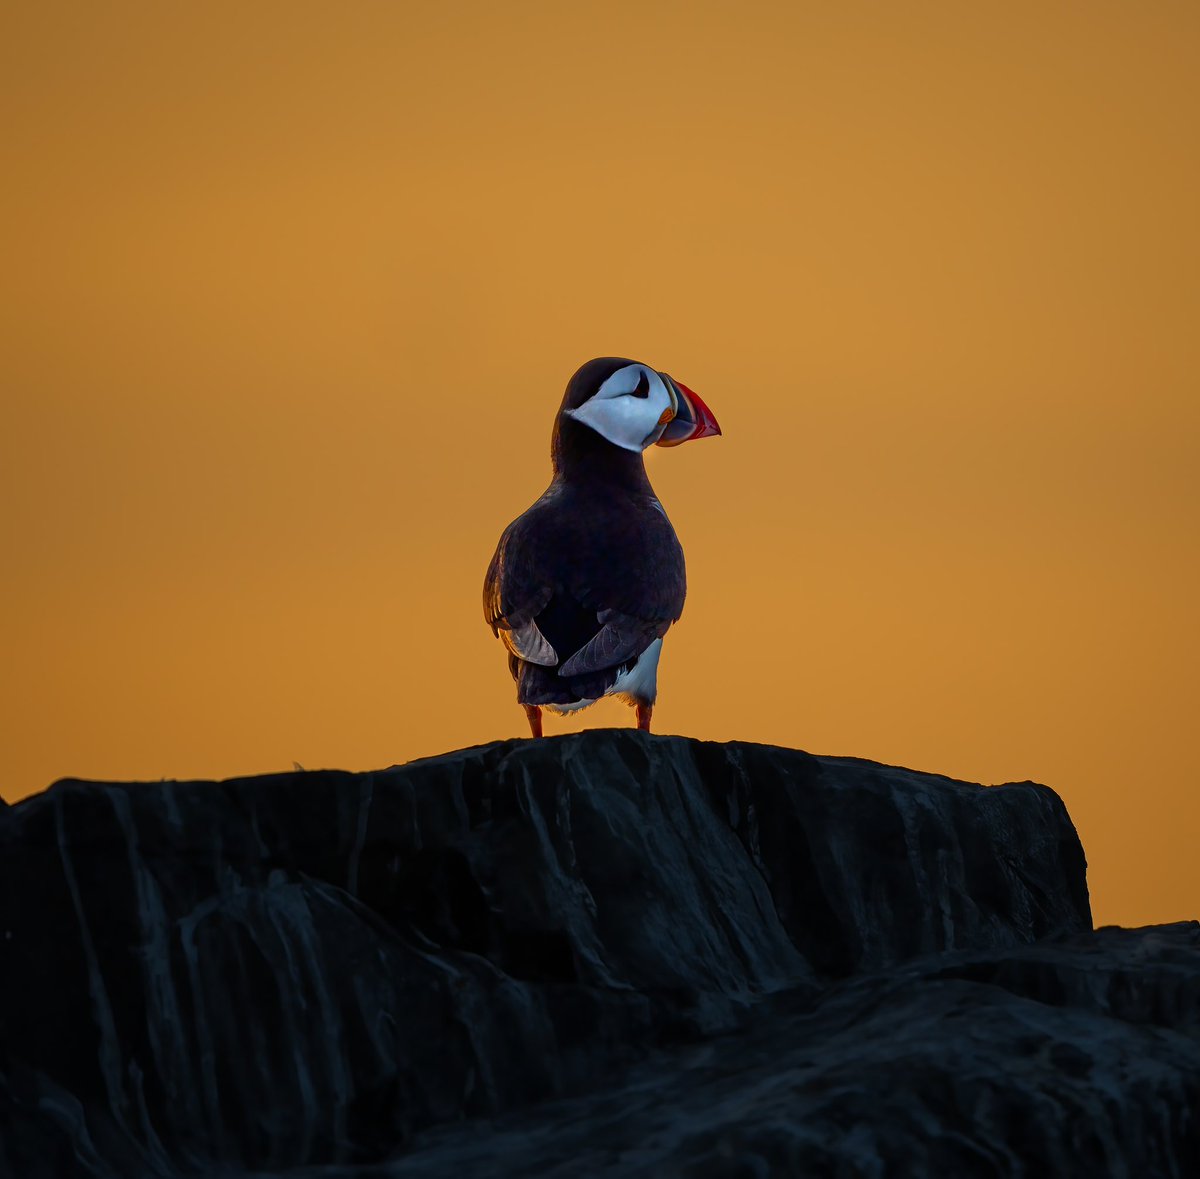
xmin=656 ymin=375 xmax=722 ymax=446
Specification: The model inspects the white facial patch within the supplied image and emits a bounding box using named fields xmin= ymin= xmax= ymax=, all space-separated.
xmin=564 ymin=364 xmax=675 ymax=452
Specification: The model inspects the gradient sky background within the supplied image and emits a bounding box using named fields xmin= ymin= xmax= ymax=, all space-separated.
xmin=2 ymin=2 xmax=1197 ymax=927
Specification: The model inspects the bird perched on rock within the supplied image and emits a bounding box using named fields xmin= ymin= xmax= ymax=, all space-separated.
xmin=484 ymin=357 xmax=721 ymax=737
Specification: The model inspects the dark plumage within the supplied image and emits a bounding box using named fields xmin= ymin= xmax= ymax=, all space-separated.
xmin=484 ymin=357 xmax=720 ymax=735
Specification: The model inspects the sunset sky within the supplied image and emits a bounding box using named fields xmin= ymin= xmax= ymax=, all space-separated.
xmin=2 ymin=2 xmax=1197 ymax=928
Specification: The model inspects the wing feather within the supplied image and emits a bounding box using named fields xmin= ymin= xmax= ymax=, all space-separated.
xmin=557 ymin=610 xmax=667 ymax=677
xmin=500 ymin=617 xmax=558 ymax=666
xmin=484 ymin=486 xmax=686 ymax=684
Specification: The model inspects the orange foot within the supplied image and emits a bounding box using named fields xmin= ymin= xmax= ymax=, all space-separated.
xmin=636 ymin=702 xmax=653 ymax=732
xmin=523 ymin=704 xmax=543 ymax=738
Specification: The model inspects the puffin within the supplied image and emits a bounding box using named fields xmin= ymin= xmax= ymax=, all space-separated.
xmin=483 ymin=357 xmax=721 ymax=737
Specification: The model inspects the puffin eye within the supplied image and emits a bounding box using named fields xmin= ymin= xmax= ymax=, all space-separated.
xmin=630 ymin=371 xmax=650 ymax=399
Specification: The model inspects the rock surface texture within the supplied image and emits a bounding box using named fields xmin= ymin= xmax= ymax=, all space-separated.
xmin=1 ymin=731 xmax=1196 ymax=1177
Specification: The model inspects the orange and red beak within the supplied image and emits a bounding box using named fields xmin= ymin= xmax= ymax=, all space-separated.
xmin=655 ymin=375 xmax=722 ymax=446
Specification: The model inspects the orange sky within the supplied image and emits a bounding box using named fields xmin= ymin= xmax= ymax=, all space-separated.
xmin=2 ymin=2 xmax=1197 ymax=928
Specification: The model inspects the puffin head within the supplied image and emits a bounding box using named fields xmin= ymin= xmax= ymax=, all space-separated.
xmin=560 ymin=357 xmax=721 ymax=453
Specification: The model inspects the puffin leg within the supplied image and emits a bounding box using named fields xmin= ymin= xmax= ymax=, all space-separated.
xmin=523 ymin=704 xmax=543 ymax=739
xmin=635 ymin=702 xmax=653 ymax=732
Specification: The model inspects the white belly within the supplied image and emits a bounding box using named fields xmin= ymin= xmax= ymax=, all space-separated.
xmin=544 ymin=637 xmax=664 ymax=714
xmin=610 ymin=637 xmax=663 ymax=704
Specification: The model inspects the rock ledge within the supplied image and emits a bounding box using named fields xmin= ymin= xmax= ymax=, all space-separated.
xmin=3 ymin=732 xmax=1194 ymax=1176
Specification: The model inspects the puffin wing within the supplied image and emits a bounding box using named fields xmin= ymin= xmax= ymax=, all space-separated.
xmin=499 ymin=614 xmax=558 ymax=666
xmin=483 ymin=516 xmax=559 ymax=667
xmin=485 ymin=490 xmax=686 ymax=680
xmin=557 ymin=497 xmax=686 ymax=677
xmin=556 ymin=608 xmax=669 ymax=677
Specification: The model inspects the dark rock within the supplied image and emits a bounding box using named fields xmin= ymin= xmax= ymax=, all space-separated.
xmin=4 ymin=729 xmax=1178 ymax=1178
xmin=376 ymin=923 xmax=1200 ymax=1179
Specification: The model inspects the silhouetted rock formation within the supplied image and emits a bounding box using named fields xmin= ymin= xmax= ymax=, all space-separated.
xmin=1 ymin=731 xmax=1196 ymax=1177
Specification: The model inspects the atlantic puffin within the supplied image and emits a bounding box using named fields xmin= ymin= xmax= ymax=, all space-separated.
xmin=483 ymin=357 xmax=721 ymax=737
